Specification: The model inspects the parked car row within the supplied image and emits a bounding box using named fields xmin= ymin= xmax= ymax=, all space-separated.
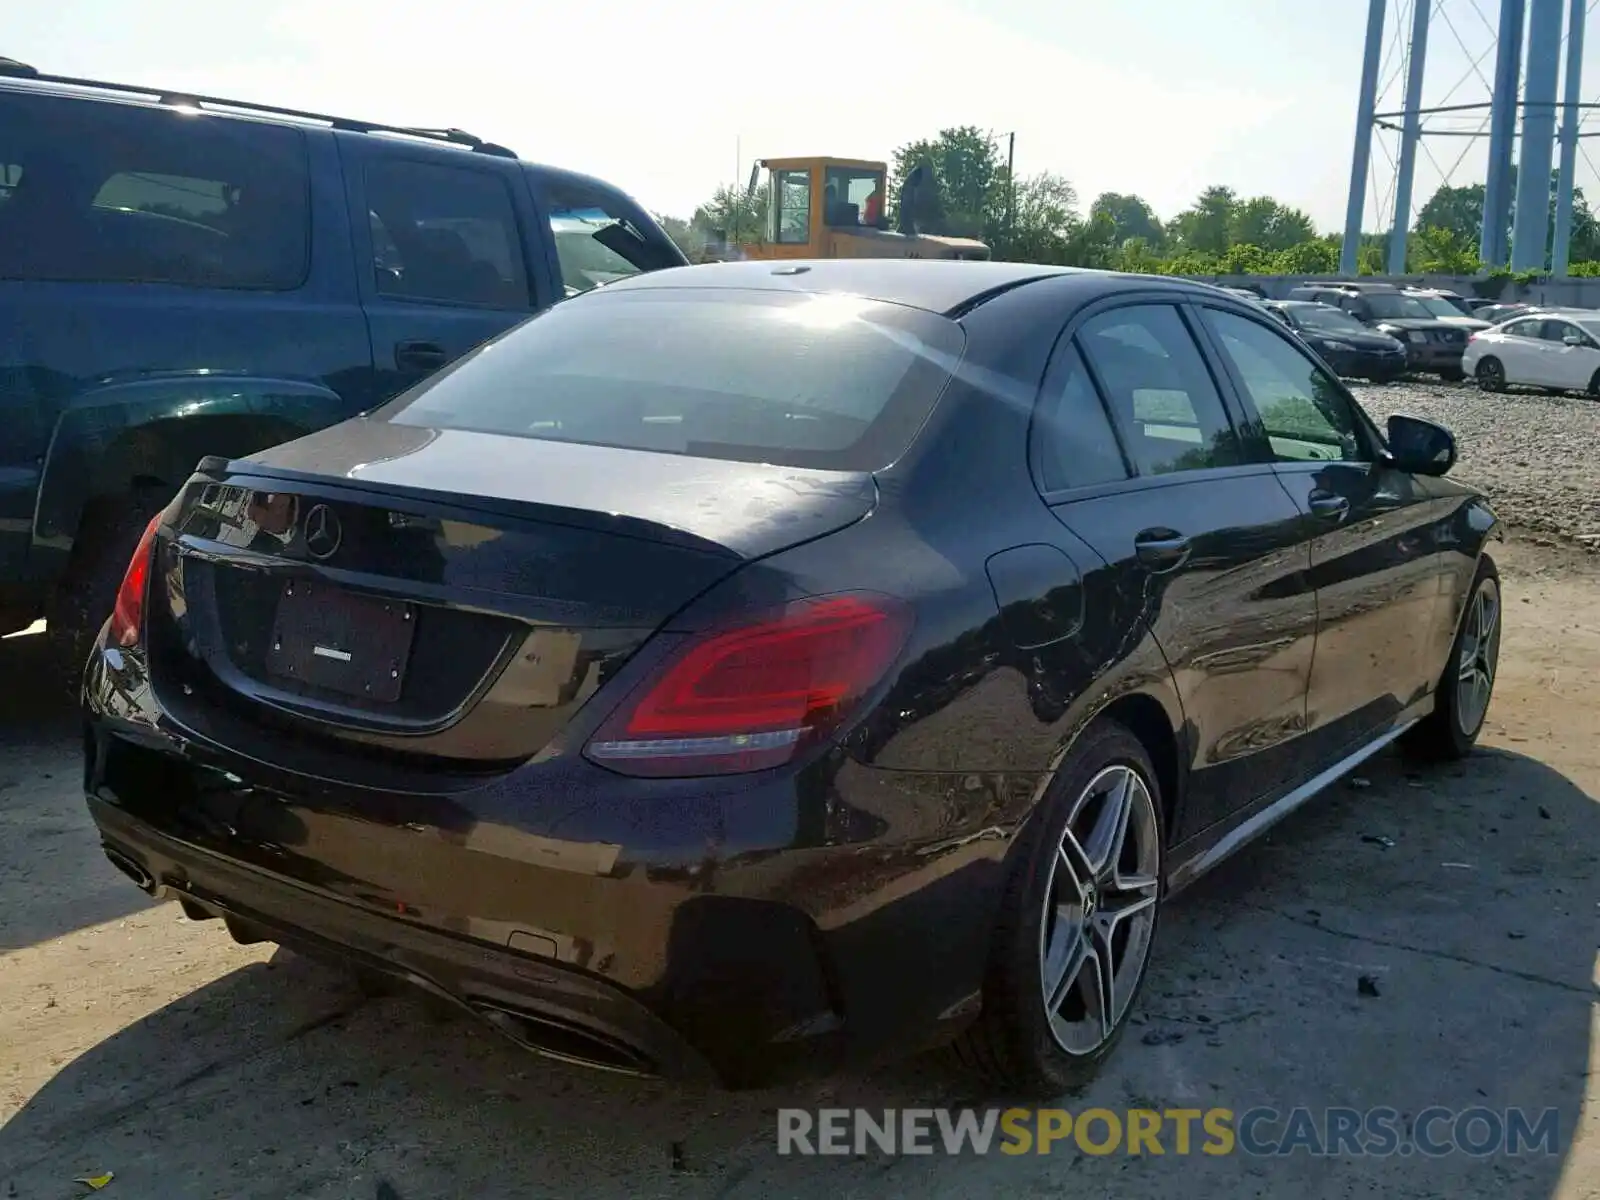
xmin=1238 ymin=281 xmax=1600 ymax=397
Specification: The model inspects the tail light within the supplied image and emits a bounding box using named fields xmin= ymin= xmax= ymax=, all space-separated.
xmin=107 ymin=513 xmax=164 ymax=648
xmin=584 ymin=592 xmax=913 ymax=777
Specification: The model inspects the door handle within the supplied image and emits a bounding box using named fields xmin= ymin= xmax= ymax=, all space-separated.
xmin=1307 ymin=490 xmax=1351 ymax=519
xmin=395 ymin=340 xmax=450 ymax=373
xmin=1133 ymin=528 xmax=1191 ymax=570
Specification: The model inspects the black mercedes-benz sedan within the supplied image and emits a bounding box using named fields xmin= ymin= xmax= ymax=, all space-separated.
xmin=82 ymin=261 xmax=1503 ymax=1096
xmin=1262 ymin=300 xmax=1409 ymax=382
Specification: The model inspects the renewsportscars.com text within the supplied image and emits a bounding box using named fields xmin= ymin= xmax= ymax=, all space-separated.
xmin=776 ymin=1106 xmax=1561 ymax=1158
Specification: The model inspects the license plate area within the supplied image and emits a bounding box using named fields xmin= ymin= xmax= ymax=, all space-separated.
xmin=266 ymin=579 xmax=416 ymax=702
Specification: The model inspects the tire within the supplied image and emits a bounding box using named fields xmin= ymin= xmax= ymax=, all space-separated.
xmin=1403 ymin=557 xmax=1501 ymax=762
xmin=43 ymin=489 xmax=170 ymax=700
xmin=953 ymin=718 xmax=1165 ymax=1097
xmin=1475 ymin=357 xmax=1506 ymax=392
xmin=1587 ymin=369 xmax=1600 ymax=398
xmin=1439 ymin=367 xmax=1465 ymax=383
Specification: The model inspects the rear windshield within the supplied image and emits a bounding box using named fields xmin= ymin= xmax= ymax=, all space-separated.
xmin=380 ymin=287 xmax=966 ymax=470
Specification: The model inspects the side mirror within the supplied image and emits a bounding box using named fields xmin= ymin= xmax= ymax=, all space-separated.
xmin=1386 ymin=413 xmax=1456 ymax=476
xmin=1564 ymin=331 xmax=1587 ymax=347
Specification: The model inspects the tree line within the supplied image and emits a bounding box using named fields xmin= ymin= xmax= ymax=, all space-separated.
xmin=656 ymin=125 xmax=1600 ymax=279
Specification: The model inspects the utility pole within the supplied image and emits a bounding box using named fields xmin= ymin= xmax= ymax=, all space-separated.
xmin=1006 ymin=131 xmax=1016 ymax=250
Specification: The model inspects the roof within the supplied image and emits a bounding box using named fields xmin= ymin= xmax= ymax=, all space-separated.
xmin=600 ymin=258 xmax=1078 ymax=315
xmin=0 ymin=64 xmax=519 ymax=159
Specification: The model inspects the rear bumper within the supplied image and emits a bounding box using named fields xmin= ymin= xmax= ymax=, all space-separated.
xmin=90 ymin=795 xmax=718 ymax=1081
xmin=82 ymin=643 xmax=1018 ymax=1087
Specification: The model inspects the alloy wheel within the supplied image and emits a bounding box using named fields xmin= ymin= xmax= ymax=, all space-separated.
xmin=1457 ymin=577 xmax=1501 ymax=737
xmin=1037 ymin=764 xmax=1160 ymax=1056
xmin=1476 ymin=359 xmax=1505 ymax=391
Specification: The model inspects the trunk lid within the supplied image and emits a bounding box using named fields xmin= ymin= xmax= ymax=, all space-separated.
xmin=150 ymin=429 xmax=876 ymax=769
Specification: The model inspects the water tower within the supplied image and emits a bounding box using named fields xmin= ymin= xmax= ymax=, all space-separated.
xmin=1341 ymin=0 xmax=1588 ymax=275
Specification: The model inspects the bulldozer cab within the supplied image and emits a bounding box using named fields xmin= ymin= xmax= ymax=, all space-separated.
xmin=737 ymin=156 xmax=991 ymax=262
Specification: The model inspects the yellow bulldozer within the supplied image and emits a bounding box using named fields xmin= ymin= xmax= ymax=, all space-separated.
xmin=728 ymin=156 xmax=991 ymax=262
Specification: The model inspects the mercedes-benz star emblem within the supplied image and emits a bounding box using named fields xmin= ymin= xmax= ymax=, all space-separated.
xmin=303 ymin=504 xmax=343 ymax=561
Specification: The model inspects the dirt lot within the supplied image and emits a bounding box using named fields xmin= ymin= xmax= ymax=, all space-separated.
xmin=2 ymin=377 xmax=1598 ymax=1198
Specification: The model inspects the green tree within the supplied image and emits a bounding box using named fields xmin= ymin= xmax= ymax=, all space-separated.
xmin=1001 ymin=171 xmax=1081 ymax=264
xmin=1170 ymin=185 xmax=1238 ymax=255
xmin=1229 ymin=196 xmax=1316 ymax=252
xmin=690 ymin=184 xmax=768 ymax=254
xmin=1409 ymin=225 xmax=1482 ymax=274
xmin=1416 ymin=182 xmax=1484 ymax=246
xmin=890 ymin=126 xmax=1006 ymax=240
xmin=1089 ymin=192 xmax=1165 ymax=248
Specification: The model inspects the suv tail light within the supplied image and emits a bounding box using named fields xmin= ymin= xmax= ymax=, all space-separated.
xmin=584 ymin=593 xmax=913 ymax=777
xmin=108 ymin=514 xmax=164 ymax=648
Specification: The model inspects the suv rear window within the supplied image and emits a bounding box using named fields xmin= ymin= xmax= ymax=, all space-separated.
xmin=381 ymin=288 xmax=966 ymax=470
xmin=0 ymin=92 xmax=309 ymax=290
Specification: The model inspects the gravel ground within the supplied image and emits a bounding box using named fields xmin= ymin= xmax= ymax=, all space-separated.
xmin=1352 ymin=378 xmax=1600 ymax=545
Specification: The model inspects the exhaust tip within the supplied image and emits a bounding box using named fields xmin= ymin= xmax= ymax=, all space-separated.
xmin=469 ymin=1001 xmax=658 ymax=1078
xmin=102 ymin=846 xmax=156 ymax=893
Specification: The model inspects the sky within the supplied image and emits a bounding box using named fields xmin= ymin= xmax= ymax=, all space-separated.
xmin=12 ymin=0 xmax=1600 ymax=234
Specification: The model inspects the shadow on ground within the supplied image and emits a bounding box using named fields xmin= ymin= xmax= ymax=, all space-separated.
xmin=0 ymin=629 xmax=157 ymax=953
xmin=0 ymin=744 xmax=1592 ymax=1199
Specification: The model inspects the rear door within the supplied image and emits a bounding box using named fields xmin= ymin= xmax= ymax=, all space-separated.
xmin=1493 ymin=317 xmax=1549 ymax=384
xmin=1035 ymin=299 xmax=1318 ymax=839
xmin=1195 ymin=304 xmax=1452 ymax=760
xmin=337 ymin=138 xmax=554 ymax=399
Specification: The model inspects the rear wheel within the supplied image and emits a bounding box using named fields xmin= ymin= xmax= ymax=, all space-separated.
xmin=1587 ymin=369 xmax=1600 ymax=397
xmin=1475 ymin=357 xmax=1506 ymax=392
xmin=1404 ymin=557 xmax=1501 ymax=761
xmin=44 ymin=489 xmax=169 ymax=699
xmin=954 ymin=719 xmax=1164 ymax=1096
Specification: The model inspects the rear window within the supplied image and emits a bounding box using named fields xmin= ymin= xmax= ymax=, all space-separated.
xmin=380 ymin=288 xmax=965 ymax=470
xmin=0 ymin=92 xmax=309 ymax=290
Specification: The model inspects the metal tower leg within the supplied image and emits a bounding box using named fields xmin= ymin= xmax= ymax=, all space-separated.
xmin=1551 ymin=0 xmax=1587 ymax=274
xmin=1512 ymin=0 xmax=1566 ymax=271
xmin=1483 ymin=0 xmax=1527 ymax=265
xmin=1343 ymin=0 xmax=1388 ymax=275
xmin=1388 ymin=0 xmax=1433 ymax=274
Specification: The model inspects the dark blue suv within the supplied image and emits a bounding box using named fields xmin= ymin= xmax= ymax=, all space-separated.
xmin=0 ymin=58 xmax=686 ymax=682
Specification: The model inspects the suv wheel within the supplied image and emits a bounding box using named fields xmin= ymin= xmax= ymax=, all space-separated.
xmin=44 ymin=490 xmax=168 ymax=699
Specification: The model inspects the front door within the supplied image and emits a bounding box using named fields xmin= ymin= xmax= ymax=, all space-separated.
xmin=1039 ymin=301 xmax=1319 ymax=840
xmin=1536 ymin=318 xmax=1600 ymax=389
xmin=1195 ymin=304 xmax=1452 ymax=758
xmin=337 ymin=138 xmax=548 ymax=401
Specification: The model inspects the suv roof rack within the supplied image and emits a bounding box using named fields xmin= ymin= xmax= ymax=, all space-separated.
xmin=0 ymin=65 xmax=519 ymax=158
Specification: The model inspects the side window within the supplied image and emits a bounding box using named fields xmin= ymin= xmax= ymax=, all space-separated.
xmin=534 ymin=175 xmax=679 ymax=297
xmin=1076 ymin=304 xmax=1244 ymax=477
xmin=1034 ymin=343 xmax=1129 ymax=491
xmin=771 ymin=169 xmax=812 ymax=245
xmin=1200 ymin=308 xmax=1366 ymax=464
xmin=0 ymin=93 xmax=309 ymax=289
xmin=1502 ymin=319 xmax=1538 ymax=338
xmin=363 ymin=159 xmax=529 ymax=308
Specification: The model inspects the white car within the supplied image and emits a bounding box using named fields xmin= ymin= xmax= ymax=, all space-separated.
xmin=1461 ymin=309 xmax=1600 ymax=395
